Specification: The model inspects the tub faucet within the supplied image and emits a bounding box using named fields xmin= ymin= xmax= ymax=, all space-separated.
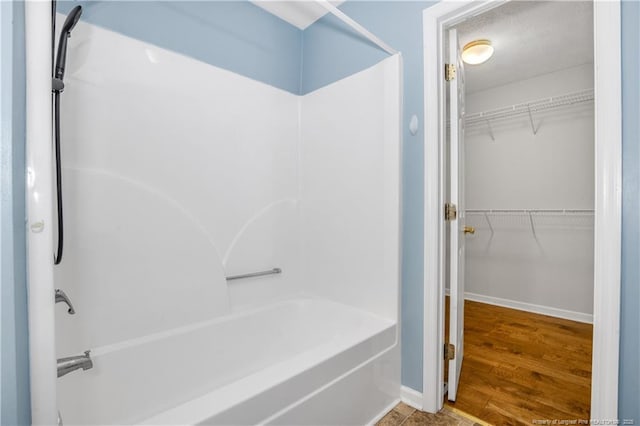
xmin=55 ymin=289 xmax=75 ymax=314
xmin=57 ymin=350 xmax=93 ymax=378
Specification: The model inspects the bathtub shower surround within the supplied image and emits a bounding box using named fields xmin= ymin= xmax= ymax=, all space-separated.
xmin=52 ymin=17 xmax=401 ymax=425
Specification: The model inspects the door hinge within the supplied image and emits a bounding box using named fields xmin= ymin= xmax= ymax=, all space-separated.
xmin=445 ymin=343 xmax=456 ymax=361
xmin=445 ymin=63 xmax=456 ymax=81
xmin=445 ymin=203 xmax=457 ymax=221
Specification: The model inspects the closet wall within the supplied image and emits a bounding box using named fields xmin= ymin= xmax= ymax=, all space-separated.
xmin=464 ymin=63 xmax=594 ymax=321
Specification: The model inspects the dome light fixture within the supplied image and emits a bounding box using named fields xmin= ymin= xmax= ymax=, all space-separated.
xmin=461 ymin=39 xmax=494 ymax=65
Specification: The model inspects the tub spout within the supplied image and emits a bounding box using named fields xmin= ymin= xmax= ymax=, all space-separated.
xmin=55 ymin=289 xmax=75 ymax=314
xmin=57 ymin=350 xmax=93 ymax=378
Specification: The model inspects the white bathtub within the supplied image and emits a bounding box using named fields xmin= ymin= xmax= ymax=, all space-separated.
xmin=57 ymin=298 xmax=399 ymax=425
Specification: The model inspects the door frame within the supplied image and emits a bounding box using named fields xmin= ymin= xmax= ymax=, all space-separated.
xmin=422 ymin=0 xmax=622 ymax=418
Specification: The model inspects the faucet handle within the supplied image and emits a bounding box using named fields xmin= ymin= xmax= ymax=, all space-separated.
xmin=55 ymin=289 xmax=76 ymax=315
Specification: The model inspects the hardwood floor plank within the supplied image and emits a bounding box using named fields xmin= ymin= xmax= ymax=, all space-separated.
xmin=445 ymin=298 xmax=593 ymax=424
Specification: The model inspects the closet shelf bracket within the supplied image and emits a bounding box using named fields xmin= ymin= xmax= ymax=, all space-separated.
xmin=527 ymin=104 xmax=539 ymax=135
xmin=485 ymin=119 xmax=495 ymax=142
xmin=483 ymin=211 xmax=495 ymax=239
xmin=528 ymin=211 xmax=539 ymax=243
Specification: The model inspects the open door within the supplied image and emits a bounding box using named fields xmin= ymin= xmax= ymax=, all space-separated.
xmin=447 ymin=28 xmax=468 ymax=402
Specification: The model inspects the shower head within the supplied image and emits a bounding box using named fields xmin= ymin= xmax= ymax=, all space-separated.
xmin=61 ymin=5 xmax=83 ymax=34
xmin=55 ymin=5 xmax=83 ymax=81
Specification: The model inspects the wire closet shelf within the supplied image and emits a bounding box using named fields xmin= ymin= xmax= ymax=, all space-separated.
xmin=466 ymin=209 xmax=594 ymax=240
xmin=465 ymin=88 xmax=595 ymax=126
xmin=466 ymin=209 xmax=594 ymax=214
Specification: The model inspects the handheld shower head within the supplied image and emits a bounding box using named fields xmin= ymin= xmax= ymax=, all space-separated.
xmin=55 ymin=5 xmax=83 ymax=81
xmin=61 ymin=4 xmax=82 ymax=33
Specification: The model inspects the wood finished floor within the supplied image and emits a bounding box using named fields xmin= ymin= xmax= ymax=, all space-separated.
xmin=445 ymin=299 xmax=593 ymax=425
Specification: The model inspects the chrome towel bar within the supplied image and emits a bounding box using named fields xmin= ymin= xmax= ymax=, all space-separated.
xmin=226 ymin=268 xmax=282 ymax=281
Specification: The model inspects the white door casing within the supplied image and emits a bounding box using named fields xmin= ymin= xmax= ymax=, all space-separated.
xmin=423 ymin=0 xmax=621 ymax=417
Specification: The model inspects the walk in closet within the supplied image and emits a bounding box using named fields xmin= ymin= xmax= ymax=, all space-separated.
xmin=464 ymin=78 xmax=595 ymax=320
xmin=444 ymin=1 xmax=595 ymax=422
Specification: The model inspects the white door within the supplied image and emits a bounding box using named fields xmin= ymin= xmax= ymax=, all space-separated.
xmin=447 ymin=27 xmax=468 ymax=402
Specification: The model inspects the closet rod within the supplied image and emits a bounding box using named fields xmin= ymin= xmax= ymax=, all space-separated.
xmin=314 ymin=0 xmax=399 ymax=55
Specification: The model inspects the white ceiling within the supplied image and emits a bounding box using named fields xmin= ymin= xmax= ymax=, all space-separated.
xmin=250 ymin=0 xmax=345 ymax=30
xmin=456 ymin=1 xmax=593 ymax=93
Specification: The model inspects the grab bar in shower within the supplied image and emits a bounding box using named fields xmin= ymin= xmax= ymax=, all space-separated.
xmin=226 ymin=268 xmax=282 ymax=281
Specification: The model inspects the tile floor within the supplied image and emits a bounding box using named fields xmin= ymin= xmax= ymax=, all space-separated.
xmin=377 ymin=403 xmax=487 ymax=426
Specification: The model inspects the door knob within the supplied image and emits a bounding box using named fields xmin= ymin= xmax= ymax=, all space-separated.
xmin=464 ymin=226 xmax=475 ymax=235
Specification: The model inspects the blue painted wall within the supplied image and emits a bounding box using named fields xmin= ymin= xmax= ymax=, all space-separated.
xmin=56 ymin=1 xmax=303 ymax=94
xmin=1 ymin=0 xmax=30 ymax=424
xmin=620 ymin=0 xmax=640 ymax=422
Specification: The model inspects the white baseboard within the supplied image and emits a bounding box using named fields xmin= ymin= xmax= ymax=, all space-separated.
xmin=445 ymin=288 xmax=593 ymax=323
xmin=400 ymin=386 xmax=423 ymax=410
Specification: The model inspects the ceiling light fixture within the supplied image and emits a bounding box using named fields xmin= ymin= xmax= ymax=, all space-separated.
xmin=461 ymin=39 xmax=494 ymax=65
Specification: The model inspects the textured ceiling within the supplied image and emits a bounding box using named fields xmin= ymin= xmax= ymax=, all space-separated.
xmin=250 ymin=1 xmax=345 ymax=30
xmin=456 ymin=1 xmax=594 ymax=93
